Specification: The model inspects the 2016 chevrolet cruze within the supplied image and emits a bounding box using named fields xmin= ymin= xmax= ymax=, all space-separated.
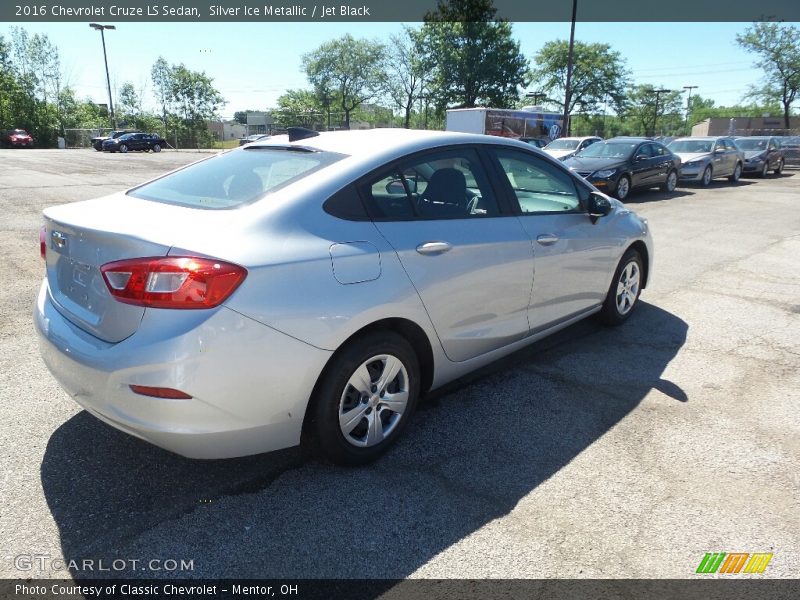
xmin=36 ymin=129 xmax=653 ymax=465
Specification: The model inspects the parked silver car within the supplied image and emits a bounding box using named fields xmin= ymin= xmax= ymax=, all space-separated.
xmin=35 ymin=129 xmax=653 ymax=465
xmin=668 ymin=137 xmax=744 ymax=185
xmin=735 ymin=136 xmax=786 ymax=177
xmin=543 ymin=136 xmax=602 ymax=161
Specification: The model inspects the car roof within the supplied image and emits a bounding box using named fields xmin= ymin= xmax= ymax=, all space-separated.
xmin=247 ymin=128 xmax=533 ymax=157
xmin=606 ymin=137 xmax=651 ymax=143
xmin=672 ymin=136 xmax=731 ymax=141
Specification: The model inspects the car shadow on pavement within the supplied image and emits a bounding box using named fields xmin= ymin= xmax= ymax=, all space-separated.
xmin=624 ymin=189 xmax=695 ymax=203
xmin=41 ymin=301 xmax=687 ymax=581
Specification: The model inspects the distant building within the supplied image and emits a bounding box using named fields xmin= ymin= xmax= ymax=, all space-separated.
xmin=692 ymin=116 xmax=800 ymax=136
xmin=245 ymin=112 xmax=274 ymax=135
xmin=207 ymin=120 xmax=247 ymax=141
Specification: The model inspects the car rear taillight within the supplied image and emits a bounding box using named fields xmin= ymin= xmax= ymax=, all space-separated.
xmin=39 ymin=226 xmax=46 ymax=259
xmin=100 ymin=256 xmax=247 ymax=309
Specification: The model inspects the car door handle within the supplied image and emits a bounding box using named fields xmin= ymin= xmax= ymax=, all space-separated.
xmin=536 ymin=234 xmax=559 ymax=246
xmin=416 ymin=241 xmax=452 ymax=255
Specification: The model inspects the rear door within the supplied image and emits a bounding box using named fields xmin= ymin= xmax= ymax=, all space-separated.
xmin=362 ymin=147 xmax=534 ymax=362
xmin=631 ymin=143 xmax=657 ymax=188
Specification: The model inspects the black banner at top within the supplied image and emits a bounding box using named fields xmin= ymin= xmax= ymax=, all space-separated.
xmin=2 ymin=0 xmax=800 ymax=22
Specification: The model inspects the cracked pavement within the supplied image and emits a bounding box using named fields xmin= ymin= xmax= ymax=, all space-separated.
xmin=0 ymin=149 xmax=797 ymax=580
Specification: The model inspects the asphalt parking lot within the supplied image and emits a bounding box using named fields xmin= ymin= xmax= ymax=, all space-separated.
xmin=0 ymin=149 xmax=798 ymax=580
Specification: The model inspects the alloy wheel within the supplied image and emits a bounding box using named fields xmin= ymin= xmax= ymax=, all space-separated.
xmin=616 ymin=177 xmax=630 ymax=200
xmin=616 ymin=261 xmax=640 ymax=316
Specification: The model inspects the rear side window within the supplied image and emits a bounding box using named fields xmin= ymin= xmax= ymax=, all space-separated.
xmin=129 ymin=148 xmax=345 ymax=209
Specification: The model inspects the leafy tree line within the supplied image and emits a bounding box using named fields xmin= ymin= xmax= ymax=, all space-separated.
xmin=1 ymin=27 xmax=225 ymax=148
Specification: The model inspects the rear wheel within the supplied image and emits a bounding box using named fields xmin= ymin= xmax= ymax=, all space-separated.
xmin=614 ymin=175 xmax=631 ymax=200
xmin=599 ymin=249 xmax=643 ymax=326
xmin=661 ymin=169 xmax=677 ymax=192
xmin=774 ymin=158 xmax=784 ymax=174
xmin=701 ymin=166 xmax=713 ymax=186
xmin=309 ymin=331 xmax=420 ymax=466
xmin=728 ymin=162 xmax=742 ymax=182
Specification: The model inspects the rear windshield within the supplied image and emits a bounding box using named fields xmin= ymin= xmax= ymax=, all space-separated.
xmin=128 ymin=147 xmax=346 ymax=209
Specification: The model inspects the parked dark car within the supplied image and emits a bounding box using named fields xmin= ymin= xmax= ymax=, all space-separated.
xmin=563 ymin=137 xmax=680 ymax=200
xmin=777 ymin=135 xmax=800 ymax=168
xmin=2 ymin=128 xmax=34 ymax=148
xmin=102 ymin=133 xmax=167 ymax=153
xmin=91 ymin=130 xmax=135 ymax=151
xmin=735 ymin=136 xmax=785 ymax=176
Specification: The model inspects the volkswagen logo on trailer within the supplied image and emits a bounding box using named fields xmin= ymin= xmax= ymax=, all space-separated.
xmin=549 ymin=124 xmax=562 ymax=139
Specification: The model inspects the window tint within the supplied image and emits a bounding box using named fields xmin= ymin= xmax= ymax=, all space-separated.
xmin=361 ymin=148 xmax=500 ymax=220
xmin=493 ymin=149 xmax=581 ymax=213
xmin=636 ymin=144 xmax=654 ymax=159
xmin=129 ymin=148 xmax=345 ymax=209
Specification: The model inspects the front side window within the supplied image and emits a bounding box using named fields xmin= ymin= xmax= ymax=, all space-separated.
xmin=492 ymin=149 xmax=581 ymax=214
xmin=129 ymin=147 xmax=345 ymax=209
xmin=361 ymin=148 xmax=500 ymax=220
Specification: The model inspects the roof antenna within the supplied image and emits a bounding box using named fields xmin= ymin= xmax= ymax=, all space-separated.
xmin=287 ymin=127 xmax=320 ymax=142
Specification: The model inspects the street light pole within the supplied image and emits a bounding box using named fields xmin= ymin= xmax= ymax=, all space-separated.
xmin=562 ymin=0 xmax=578 ymax=137
xmin=683 ymin=85 xmax=697 ymax=133
xmin=89 ymin=23 xmax=117 ymax=129
xmin=652 ymin=88 xmax=672 ymax=137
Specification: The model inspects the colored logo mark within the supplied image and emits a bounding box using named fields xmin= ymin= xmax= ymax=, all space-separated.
xmin=696 ymin=552 xmax=773 ymax=574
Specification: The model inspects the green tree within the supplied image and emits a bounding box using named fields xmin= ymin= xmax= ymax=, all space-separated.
xmin=274 ymin=89 xmax=326 ymax=128
xmin=418 ymin=0 xmax=528 ymax=110
xmin=150 ymin=56 xmax=173 ymax=130
xmin=623 ymin=85 xmax=683 ymax=136
xmin=385 ymin=27 xmax=426 ymax=129
xmin=530 ymin=40 xmax=629 ymax=116
xmin=302 ymin=34 xmax=386 ymax=129
xmin=737 ymin=22 xmax=800 ymax=129
xmin=169 ymin=64 xmax=226 ymax=147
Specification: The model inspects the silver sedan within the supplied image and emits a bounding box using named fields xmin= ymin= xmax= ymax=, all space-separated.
xmin=35 ymin=129 xmax=653 ymax=465
xmin=668 ymin=136 xmax=744 ymax=185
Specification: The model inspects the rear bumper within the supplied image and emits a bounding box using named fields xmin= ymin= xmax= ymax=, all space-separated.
xmin=35 ymin=280 xmax=332 ymax=458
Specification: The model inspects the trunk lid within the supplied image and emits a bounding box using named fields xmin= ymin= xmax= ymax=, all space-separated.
xmin=42 ymin=193 xmax=232 ymax=343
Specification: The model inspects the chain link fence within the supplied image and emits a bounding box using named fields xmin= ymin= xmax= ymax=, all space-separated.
xmin=63 ymin=128 xmax=113 ymax=149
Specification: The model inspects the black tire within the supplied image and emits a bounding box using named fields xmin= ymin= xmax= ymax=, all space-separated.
xmin=308 ymin=331 xmax=420 ymax=466
xmin=700 ymin=165 xmax=712 ymax=186
xmin=774 ymin=158 xmax=784 ymax=174
xmin=759 ymin=161 xmax=769 ymax=178
xmin=614 ymin=175 xmax=631 ymax=200
xmin=661 ymin=169 xmax=678 ymax=192
xmin=599 ymin=249 xmax=644 ymax=326
xmin=728 ymin=162 xmax=742 ymax=182
xmin=119 ymin=144 xmax=129 ymax=153
xmin=152 ymin=143 xmax=161 ymax=153
xmin=94 ymin=145 xmax=103 ymax=152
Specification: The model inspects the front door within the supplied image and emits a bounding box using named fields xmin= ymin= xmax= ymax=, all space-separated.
xmin=486 ymin=147 xmax=615 ymax=330
xmin=361 ymin=147 xmax=534 ymax=363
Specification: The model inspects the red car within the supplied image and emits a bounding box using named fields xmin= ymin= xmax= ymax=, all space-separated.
xmin=2 ymin=129 xmax=34 ymax=148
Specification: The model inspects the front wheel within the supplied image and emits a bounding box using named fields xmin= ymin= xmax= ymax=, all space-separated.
xmin=774 ymin=158 xmax=784 ymax=174
xmin=614 ymin=175 xmax=631 ymax=200
xmin=661 ymin=169 xmax=677 ymax=192
xmin=728 ymin=162 xmax=742 ymax=182
xmin=759 ymin=161 xmax=769 ymax=177
xmin=701 ymin=166 xmax=712 ymax=186
xmin=599 ymin=249 xmax=643 ymax=326
xmin=152 ymin=143 xmax=161 ymax=153
xmin=119 ymin=144 xmax=129 ymax=153
xmin=309 ymin=331 xmax=420 ymax=466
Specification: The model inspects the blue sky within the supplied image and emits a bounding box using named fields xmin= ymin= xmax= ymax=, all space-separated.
xmin=5 ymin=21 xmax=788 ymax=119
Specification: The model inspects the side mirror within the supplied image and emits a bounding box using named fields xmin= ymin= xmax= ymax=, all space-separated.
xmin=385 ymin=180 xmax=408 ymax=195
xmin=587 ymin=192 xmax=612 ymax=218
xmin=634 ymin=154 xmax=647 ymax=162
xmin=714 ymin=147 xmax=725 ymax=153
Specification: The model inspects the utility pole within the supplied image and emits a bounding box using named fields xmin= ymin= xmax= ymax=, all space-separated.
xmin=652 ymin=88 xmax=672 ymax=137
xmin=526 ymin=91 xmax=546 ymax=106
xmin=683 ymin=85 xmax=697 ymax=133
xmin=562 ymin=0 xmax=578 ymax=137
xmin=89 ymin=23 xmax=117 ymax=130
